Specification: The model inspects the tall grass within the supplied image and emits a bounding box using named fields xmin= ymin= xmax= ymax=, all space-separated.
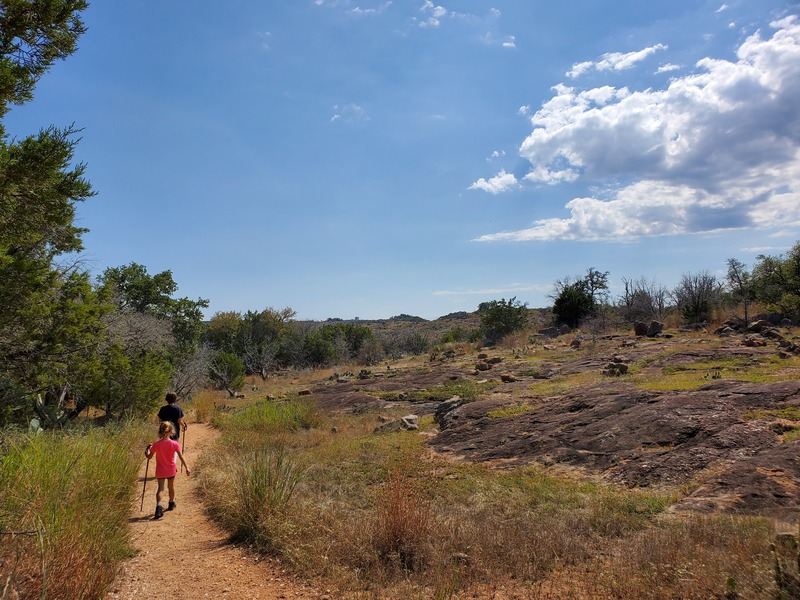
xmin=371 ymin=461 xmax=433 ymax=572
xmin=228 ymin=447 xmax=305 ymax=547
xmin=197 ymin=398 xmax=315 ymax=556
xmin=0 ymin=424 xmax=145 ymax=599
xmin=212 ymin=397 xmax=320 ymax=435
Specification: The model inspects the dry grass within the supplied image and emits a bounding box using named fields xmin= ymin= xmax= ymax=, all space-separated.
xmin=196 ymin=393 xmax=784 ymax=599
xmin=0 ymin=424 xmax=146 ymax=599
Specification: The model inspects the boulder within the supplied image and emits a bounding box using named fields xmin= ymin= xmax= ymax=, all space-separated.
xmin=373 ymin=414 xmax=419 ymax=434
xmin=747 ymin=319 xmax=772 ymax=333
xmin=646 ymin=321 xmax=663 ymax=337
xmin=434 ymin=396 xmax=464 ymax=430
xmin=401 ymin=414 xmax=419 ymax=430
xmin=634 ymin=321 xmax=648 ymax=336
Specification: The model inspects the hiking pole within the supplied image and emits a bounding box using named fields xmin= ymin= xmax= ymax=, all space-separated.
xmin=140 ymin=448 xmax=151 ymax=512
xmin=180 ymin=425 xmax=187 ymax=473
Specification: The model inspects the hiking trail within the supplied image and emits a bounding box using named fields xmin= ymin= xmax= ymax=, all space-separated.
xmin=106 ymin=422 xmax=321 ymax=599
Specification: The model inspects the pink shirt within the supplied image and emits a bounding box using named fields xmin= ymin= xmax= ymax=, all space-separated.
xmin=150 ymin=438 xmax=181 ymax=478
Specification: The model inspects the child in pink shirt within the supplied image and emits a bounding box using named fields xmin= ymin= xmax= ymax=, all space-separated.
xmin=145 ymin=421 xmax=190 ymax=519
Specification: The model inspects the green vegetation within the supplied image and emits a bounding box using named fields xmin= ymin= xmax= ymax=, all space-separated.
xmin=478 ymin=297 xmax=529 ymax=343
xmin=374 ymin=379 xmax=499 ymax=403
xmin=6 ymin=1 xmax=800 ymax=597
xmin=552 ymin=268 xmax=609 ymax=328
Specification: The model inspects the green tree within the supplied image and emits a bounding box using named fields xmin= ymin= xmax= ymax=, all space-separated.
xmin=239 ymin=307 xmax=295 ymax=379
xmin=0 ymin=0 xmax=101 ymax=426
xmin=0 ymin=0 xmax=88 ymax=115
xmin=725 ymin=258 xmax=755 ymax=324
xmin=671 ymin=271 xmax=721 ymax=324
xmin=552 ymin=282 xmax=594 ymax=328
xmin=752 ymin=242 xmax=800 ymax=322
xmin=208 ymin=351 xmax=245 ymax=397
xmin=319 ymin=322 xmax=374 ymax=361
xmin=80 ymin=343 xmax=172 ymax=419
xmin=205 ymin=311 xmax=243 ymax=353
xmin=301 ymin=331 xmax=337 ymax=367
xmin=479 ymin=297 xmax=529 ymax=343
xmin=551 ymin=268 xmax=610 ymax=329
xmin=99 ymin=262 xmax=208 ymax=352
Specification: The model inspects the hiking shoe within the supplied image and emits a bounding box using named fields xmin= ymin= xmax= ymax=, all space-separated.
xmin=167 ymin=501 xmax=176 ymax=511
xmin=154 ymin=505 xmax=164 ymax=519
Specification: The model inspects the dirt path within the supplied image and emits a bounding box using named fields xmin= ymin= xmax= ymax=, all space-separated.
xmin=106 ymin=423 xmax=321 ymax=600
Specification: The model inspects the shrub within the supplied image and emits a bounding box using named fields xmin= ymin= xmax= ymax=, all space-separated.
xmin=479 ymin=297 xmax=529 ymax=343
xmin=552 ymin=282 xmax=595 ymax=328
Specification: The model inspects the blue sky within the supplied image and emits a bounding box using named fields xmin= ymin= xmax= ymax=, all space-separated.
xmin=6 ymin=0 xmax=800 ymax=320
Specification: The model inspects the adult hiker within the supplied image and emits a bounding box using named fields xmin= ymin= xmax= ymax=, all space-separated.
xmin=157 ymin=391 xmax=186 ymax=441
xmin=144 ymin=421 xmax=190 ymax=519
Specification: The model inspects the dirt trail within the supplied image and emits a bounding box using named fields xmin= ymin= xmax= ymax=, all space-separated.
xmin=106 ymin=423 xmax=320 ymax=600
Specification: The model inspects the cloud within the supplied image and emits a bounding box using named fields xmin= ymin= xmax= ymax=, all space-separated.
xmin=468 ymin=169 xmax=518 ymax=194
xmin=656 ymin=63 xmax=681 ymax=73
xmin=330 ymin=103 xmax=369 ymax=123
xmin=256 ymin=31 xmax=272 ymax=50
xmin=418 ymin=0 xmax=449 ymax=27
xmin=567 ymin=44 xmax=668 ymax=78
xmin=502 ymin=35 xmax=516 ymax=49
xmin=351 ymin=1 xmax=392 ymax=16
xmin=473 ymin=16 xmax=800 ymax=242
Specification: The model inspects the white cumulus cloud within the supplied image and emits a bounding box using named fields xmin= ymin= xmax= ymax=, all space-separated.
xmin=473 ymin=16 xmax=800 ymax=242
xmin=468 ymin=169 xmax=518 ymax=194
xmin=567 ymin=44 xmax=668 ymax=78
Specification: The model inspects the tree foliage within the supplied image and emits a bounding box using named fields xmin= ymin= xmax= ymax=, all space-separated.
xmin=0 ymin=0 xmax=100 ymax=426
xmin=479 ymin=297 xmax=529 ymax=342
xmin=208 ymin=351 xmax=245 ymax=397
xmin=0 ymin=0 xmax=88 ymax=116
xmin=751 ymin=242 xmax=800 ymax=322
xmin=725 ymin=258 xmax=755 ymax=324
xmin=671 ymin=271 xmax=722 ymax=324
xmin=551 ymin=269 xmax=608 ymax=328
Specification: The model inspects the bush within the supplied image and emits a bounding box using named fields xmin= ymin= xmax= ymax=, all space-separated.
xmin=552 ymin=282 xmax=595 ymax=328
xmin=479 ymin=297 xmax=529 ymax=343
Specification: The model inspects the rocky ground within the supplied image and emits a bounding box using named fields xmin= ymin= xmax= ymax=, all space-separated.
xmin=311 ymin=329 xmax=800 ymax=523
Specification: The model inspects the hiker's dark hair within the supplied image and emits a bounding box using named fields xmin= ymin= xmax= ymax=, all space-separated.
xmin=165 ymin=392 xmax=178 ymax=404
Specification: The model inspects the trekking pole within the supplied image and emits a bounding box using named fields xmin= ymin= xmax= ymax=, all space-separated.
xmin=180 ymin=425 xmax=187 ymax=473
xmin=140 ymin=448 xmax=151 ymax=512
